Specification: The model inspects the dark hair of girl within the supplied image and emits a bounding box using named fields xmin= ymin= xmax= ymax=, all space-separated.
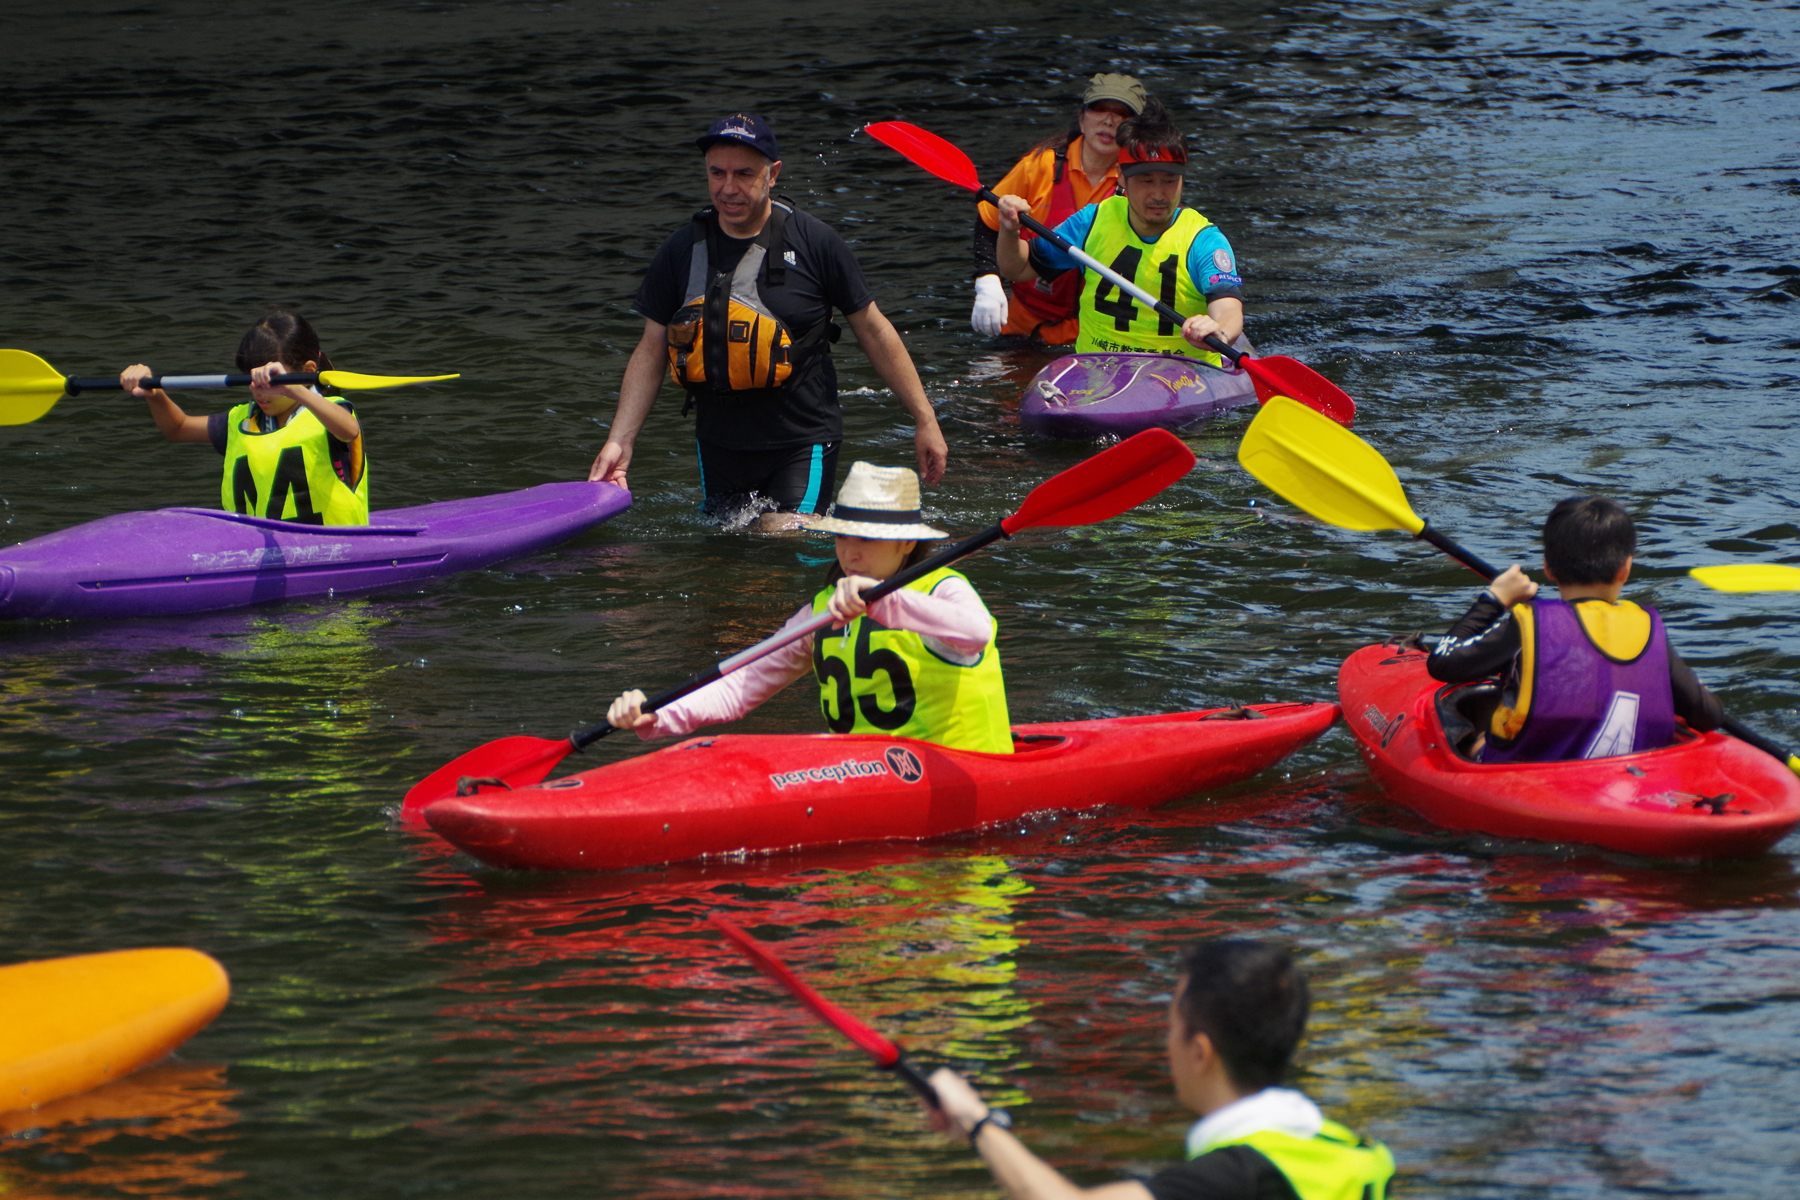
xmin=822 ymin=541 xmax=938 ymax=588
xmin=235 ymin=311 xmax=334 ymax=375
xmin=1028 ymin=113 xmax=1084 ymax=156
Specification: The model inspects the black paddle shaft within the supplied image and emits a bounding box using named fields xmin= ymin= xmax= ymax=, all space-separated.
xmin=1417 ymin=525 xmax=1502 ymax=582
xmin=67 ymin=372 xmax=324 ymax=395
xmin=885 ymin=1056 xmax=941 ymax=1108
xmin=565 ymin=522 xmax=1012 ymax=752
xmin=977 ymin=185 xmax=1247 ymax=369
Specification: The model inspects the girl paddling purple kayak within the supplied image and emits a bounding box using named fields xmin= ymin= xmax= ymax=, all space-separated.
xmin=122 ymin=311 xmax=370 ymax=526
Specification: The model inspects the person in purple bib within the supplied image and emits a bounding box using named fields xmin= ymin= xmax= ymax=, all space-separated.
xmin=1428 ymin=496 xmax=1723 ymax=762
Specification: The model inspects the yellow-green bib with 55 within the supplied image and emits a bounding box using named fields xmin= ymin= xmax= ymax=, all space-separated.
xmin=220 ymin=401 xmax=369 ymax=526
xmin=1075 ymin=195 xmax=1218 ymax=364
xmin=810 ymin=567 xmax=1012 ymax=754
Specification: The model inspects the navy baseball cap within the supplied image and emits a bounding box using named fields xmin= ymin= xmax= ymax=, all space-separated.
xmin=695 ymin=112 xmax=780 ymax=161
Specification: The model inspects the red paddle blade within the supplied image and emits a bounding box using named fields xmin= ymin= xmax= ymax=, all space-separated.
xmin=400 ymin=735 xmax=573 ymax=820
xmin=1002 ymin=427 xmax=1197 ymax=533
xmin=1243 ymin=355 xmax=1356 ymax=425
xmin=863 ymin=121 xmax=981 ymax=192
xmin=707 ymin=915 xmax=902 ymax=1068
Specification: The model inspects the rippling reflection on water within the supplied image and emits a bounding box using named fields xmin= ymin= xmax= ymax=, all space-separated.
xmin=3 ymin=1 xmax=1798 ymax=1197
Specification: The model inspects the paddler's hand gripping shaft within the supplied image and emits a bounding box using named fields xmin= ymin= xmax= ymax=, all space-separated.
xmin=565 ymin=524 xmax=1011 ymax=751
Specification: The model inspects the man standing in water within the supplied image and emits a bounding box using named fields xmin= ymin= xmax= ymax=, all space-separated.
xmin=588 ymin=113 xmax=948 ymax=532
xmin=925 ymin=939 xmax=1395 ymax=1200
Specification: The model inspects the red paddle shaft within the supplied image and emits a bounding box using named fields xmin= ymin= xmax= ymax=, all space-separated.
xmin=708 ymin=915 xmax=939 ymax=1106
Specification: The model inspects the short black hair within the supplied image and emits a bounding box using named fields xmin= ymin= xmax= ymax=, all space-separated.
xmin=1175 ymin=939 xmax=1309 ymax=1092
xmin=1116 ymin=99 xmax=1184 ymax=166
xmin=1542 ymin=496 xmax=1635 ymax=585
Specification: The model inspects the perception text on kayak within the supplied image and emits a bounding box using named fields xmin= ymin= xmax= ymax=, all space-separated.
xmin=769 ymin=759 xmax=898 ymax=790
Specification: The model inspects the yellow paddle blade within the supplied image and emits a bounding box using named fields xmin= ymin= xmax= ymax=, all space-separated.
xmin=1237 ymin=395 xmax=1425 ymax=534
xmin=1688 ymin=564 xmax=1800 ymax=593
xmin=0 ymin=349 xmax=71 ymax=426
xmin=316 ymin=370 xmax=460 ymax=391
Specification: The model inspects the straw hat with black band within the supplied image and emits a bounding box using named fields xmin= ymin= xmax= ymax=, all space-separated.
xmin=802 ymin=462 xmax=946 ymax=540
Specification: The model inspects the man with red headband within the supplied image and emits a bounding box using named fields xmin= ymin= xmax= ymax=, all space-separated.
xmin=994 ymin=105 xmax=1244 ymax=366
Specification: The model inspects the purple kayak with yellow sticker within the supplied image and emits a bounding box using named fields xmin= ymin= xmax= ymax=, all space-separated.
xmin=0 ymin=481 xmax=631 ymax=621
xmin=1019 ymin=349 xmax=1258 ymax=439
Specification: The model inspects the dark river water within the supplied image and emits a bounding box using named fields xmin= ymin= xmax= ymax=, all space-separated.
xmin=4 ymin=1 xmax=1799 ymax=1196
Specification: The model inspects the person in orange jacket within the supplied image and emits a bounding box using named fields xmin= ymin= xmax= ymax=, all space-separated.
xmin=970 ymin=73 xmax=1149 ymax=345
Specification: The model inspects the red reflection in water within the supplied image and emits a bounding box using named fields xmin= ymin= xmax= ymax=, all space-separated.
xmin=402 ymin=780 xmax=1337 ymax=1161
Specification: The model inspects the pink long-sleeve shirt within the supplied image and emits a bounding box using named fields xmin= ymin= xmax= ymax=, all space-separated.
xmin=639 ymin=575 xmax=996 ymax=740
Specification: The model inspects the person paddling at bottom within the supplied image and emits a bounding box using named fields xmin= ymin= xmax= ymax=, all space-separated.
xmin=924 ymin=939 xmax=1394 ymax=1200
xmin=608 ymin=462 xmax=1013 ymax=753
xmin=1429 ymin=496 xmax=1722 ymax=760
xmin=122 ymin=311 xmax=369 ymax=526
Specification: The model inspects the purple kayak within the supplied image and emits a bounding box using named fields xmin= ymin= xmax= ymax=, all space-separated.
xmin=0 ymin=481 xmax=631 ymax=621
xmin=1019 ymin=349 xmax=1257 ymax=439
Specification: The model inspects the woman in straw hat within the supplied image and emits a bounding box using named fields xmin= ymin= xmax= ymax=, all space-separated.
xmin=608 ymin=463 xmax=1012 ymax=753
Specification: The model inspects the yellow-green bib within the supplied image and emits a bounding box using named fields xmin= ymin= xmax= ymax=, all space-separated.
xmin=1209 ymin=1121 xmax=1396 ymax=1200
xmin=810 ymin=567 xmax=1012 ymax=754
xmin=1075 ymin=196 xmax=1218 ymax=364
xmin=220 ymin=400 xmax=369 ymax=526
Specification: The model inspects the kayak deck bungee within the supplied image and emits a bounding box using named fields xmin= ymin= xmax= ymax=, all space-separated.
xmin=1338 ymin=643 xmax=1800 ymax=858
xmin=416 ymin=701 xmax=1338 ymax=871
xmin=1019 ymin=348 xmax=1256 ymax=439
xmin=0 ymin=948 xmax=229 ymax=1114
xmin=0 ymin=480 xmax=631 ymax=621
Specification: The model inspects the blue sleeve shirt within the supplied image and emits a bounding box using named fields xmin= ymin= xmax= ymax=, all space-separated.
xmin=1029 ymin=204 xmax=1243 ymax=298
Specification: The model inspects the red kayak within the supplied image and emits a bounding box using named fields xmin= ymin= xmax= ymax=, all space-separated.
xmin=418 ymin=701 xmax=1337 ymax=871
xmin=1339 ymin=643 xmax=1800 ymax=858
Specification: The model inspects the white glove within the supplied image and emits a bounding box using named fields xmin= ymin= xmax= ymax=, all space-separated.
xmin=971 ymin=274 xmax=1008 ymax=337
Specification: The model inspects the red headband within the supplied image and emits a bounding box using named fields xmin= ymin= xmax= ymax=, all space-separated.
xmin=1118 ymin=142 xmax=1188 ymax=176
xmin=1116 ymin=142 xmax=1188 ymax=165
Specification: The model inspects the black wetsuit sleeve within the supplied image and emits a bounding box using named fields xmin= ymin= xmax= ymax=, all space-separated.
xmin=1669 ymin=648 xmax=1724 ymax=732
xmin=1027 ymin=239 xmax=1076 ymax=281
xmin=972 ymin=213 xmax=1000 ymax=278
xmin=1427 ymin=592 xmax=1519 ymax=682
xmin=207 ymin=411 xmax=228 ymax=455
xmin=1142 ymin=1145 xmax=1300 ymax=1200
